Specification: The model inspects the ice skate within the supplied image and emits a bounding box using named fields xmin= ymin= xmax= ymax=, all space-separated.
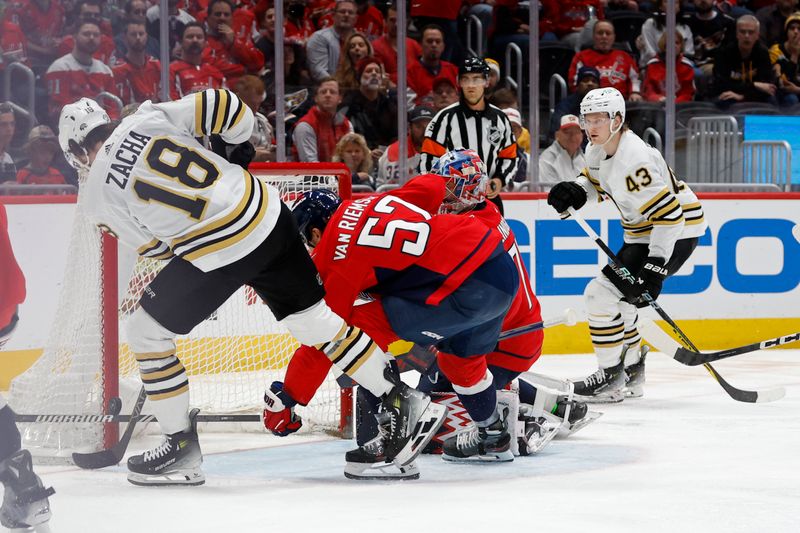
xmin=573 ymin=360 xmax=625 ymax=403
xmin=550 ymin=395 xmax=602 ymax=436
xmin=127 ymin=408 xmax=205 ymax=486
xmin=442 ymin=409 xmax=513 ymax=463
xmin=624 ymin=345 xmax=649 ymax=398
xmin=516 ymin=406 xmax=559 ymax=455
xmin=0 ymin=450 xmax=54 ymax=533
xmin=380 ymin=369 xmax=446 ymax=467
xmin=344 ymin=432 xmax=420 ymax=480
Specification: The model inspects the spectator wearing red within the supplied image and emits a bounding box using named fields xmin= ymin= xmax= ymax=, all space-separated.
xmin=3 ymin=0 xmax=65 ymax=70
xmin=45 ymin=21 xmax=116 ymax=121
xmin=567 ymin=20 xmax=642 ymax=100
xmin=198 ymin=0 xmax=257 ymax=40
xmin=642 ymin=32 xmax=696 ymax=103
xmin=376 ymin=105 xmax=434 ymax=186
xmin=0 ymin=19 xmax=28 ymax=72
xmin=284 ymin=0 xmax=316 ymax=45
xmin=58 ymin=0 xmax=118 ymax=65
xmin=354 ymin=0 xmax=384 ymax=41
xmin=16 ymin=126 xmax=66 ymax=185
xmin=113 ymin=20 xmax=161 ymax=104
xmin=407 ymin=25 xmax=459 ymax=103
xmin=372 ymin=5 xmax=422 ymax=84
xmin=431 ymin=74 xmax=459 ymax=111
xmin=292 ymin=77 xmax=354 ymax=162
xmin=203 ymin=0 xmax=264 ymax=87
xmin=169 ymin=22 xmax=226 ymax=99
xmin=541 ymin=0 xmax=604 ymax=46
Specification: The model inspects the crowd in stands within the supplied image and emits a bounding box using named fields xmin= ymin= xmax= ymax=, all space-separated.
xmin=1 ymin=0 xmax=800 ymax=190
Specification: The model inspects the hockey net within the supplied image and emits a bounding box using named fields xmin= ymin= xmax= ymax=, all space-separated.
xmin=9 ymin=163 xmax=353 ymax=461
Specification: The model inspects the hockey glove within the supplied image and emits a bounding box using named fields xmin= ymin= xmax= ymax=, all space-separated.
xmin=633 ymin=257 xmax=669 ymax=308
xmin=262 ymin=381 xmax=303 ymax=437
xmin=547 ymin=182 xmax=587 ymax=214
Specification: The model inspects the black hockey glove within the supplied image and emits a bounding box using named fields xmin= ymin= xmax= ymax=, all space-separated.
xmin=633 ymin=257 xmax=669 ymax=308
xmin=209 ymin=134 xmax=256 ymax=169
xmin=547 ymin=182 xmax=587 ymax=214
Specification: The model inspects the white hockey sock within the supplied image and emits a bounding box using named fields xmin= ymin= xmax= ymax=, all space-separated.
xmin=138 ymin=356 xmax=191 ymax=434
xmin=621 ymin=303 xmax=642 ymax=365
xmin=588 ymin=313 xmax=625 ymax=368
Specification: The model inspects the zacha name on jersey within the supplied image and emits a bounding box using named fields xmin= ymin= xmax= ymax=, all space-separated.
xmin=105 ymin=130 xmax=151 ymax=190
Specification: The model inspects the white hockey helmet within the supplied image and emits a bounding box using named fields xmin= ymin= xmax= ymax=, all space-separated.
xmin=579 ymin=87 xmax=626 ymax=127
xmin=58 ymin=97 xmax=110 ymax=172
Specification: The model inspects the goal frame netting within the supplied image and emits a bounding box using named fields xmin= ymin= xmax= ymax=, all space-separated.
xmin=10 ymin=162 xmax=354 ymax=458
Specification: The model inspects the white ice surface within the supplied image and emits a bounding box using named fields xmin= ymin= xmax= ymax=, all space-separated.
xmin=20 ymin=350 xmax=800 ymax=533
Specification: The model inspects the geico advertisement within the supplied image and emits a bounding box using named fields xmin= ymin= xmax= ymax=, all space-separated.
xmin=2 ymin=197 xmax=799 ymax=351
xmin=503 ymin=198 xmax=800 ymax=319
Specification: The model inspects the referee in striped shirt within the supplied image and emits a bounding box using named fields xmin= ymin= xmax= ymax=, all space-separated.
xmin=420 ymin=57 xmax=518 ymax=213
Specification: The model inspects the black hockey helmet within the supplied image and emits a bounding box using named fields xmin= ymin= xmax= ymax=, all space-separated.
xmin=291 ymin=189 xmax=342 ymax=246
xmin=459 ymin=56 xmax=490 ymax=78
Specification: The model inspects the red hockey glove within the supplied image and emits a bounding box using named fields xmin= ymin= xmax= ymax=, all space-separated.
xmin=262 ymin=381 xmax=303 ymax=437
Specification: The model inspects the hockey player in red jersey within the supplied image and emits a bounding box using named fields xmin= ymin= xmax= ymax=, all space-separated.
xmin=264 ymin=150 xmax=597 ymax=478
xmin=0 ymin=204 xmax=55 ymax=531
xmin=262 ymin=169 xmax=520 ymax=474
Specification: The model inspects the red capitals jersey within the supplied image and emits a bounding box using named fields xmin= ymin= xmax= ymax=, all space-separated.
xmin=45 ymin=54 xmax=117 ymax=119
xmin=469 ymin=202 xmax=543 ymax=371
xmin=568 ymin=48 xmax=641 ymax=98
xmin=314 ymin=173 xmax=503 ymax=318
xmin=169 ymin=60 xmax=225 ymax=100
xmin=203 ymin=34 xmax=264 ymax=85
xmin=0 ymin=21 xmax=28 ymax=71
xmin=3 ymin=0 xmax=63 ymax=49
xmin=57 ymin=34 xmax=118 ymax=66
xmin=0 ymin=203 xmax=26 ymax=329
xmin=282 ymin=174 xmax=504 ymax=405
xmin=113 ymin=56 xmax=162 ymax=104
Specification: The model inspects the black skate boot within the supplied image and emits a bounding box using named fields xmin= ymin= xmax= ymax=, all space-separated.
xmin=127 ymin=408 xmax=205 ymax=486
xmin=551 ymin=395 xmax=601 ymax=436
xmin=442 ymin=409 xmax=513 ymax=463
xmin=380 ymin=368 xmax=446 ymax=467
xmin=573 ymin=360 xmax=626 ymax=403
xmin=344 ymin=432 xmax=420 ymax=480
xmin=0 ymin=449 xmax=54 ymax=532
xmin=624 ymin=345 xmax=649 ymax=398
xmin=517 ymin=408 xmax=558 ymax=456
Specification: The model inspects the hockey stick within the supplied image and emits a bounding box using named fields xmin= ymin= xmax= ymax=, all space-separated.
xmin=14 ymin=412 xmax=262 ymax=424
xmin=639 ymin=317 xmax=800 ymax=367
xmin=566 ymin=207 xmax=785 ymax=404
xmin=71 ymin=386 xmax=147 ymax=469
xmin=395 ymin=308 xmax=579 ymax=374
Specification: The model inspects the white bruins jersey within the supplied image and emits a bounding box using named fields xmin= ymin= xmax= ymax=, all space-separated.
xmin=84 ymin=89 xmax=281 ymax=272
xmin=576 ymin=130 xmax=707 ymax=260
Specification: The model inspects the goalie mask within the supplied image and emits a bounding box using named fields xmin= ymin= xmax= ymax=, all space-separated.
xmin=58 ymin=97 xmax=111 ymax=173
xmin=291 ymin=189 xmax=342 ymax=246
xmin=432 ymin=148 xmax=488 ymax=213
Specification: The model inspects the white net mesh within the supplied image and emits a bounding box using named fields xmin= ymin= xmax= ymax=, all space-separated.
xmin=9 ymin=166 xmax=350 ymax=459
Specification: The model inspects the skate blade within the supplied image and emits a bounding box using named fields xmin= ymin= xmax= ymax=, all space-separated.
xmin=623 ymin=385 xmax=644 ymax=398
xmin=558 ymin=411 xmax=603 ymax=438
xmin=344 ymin=461 xmax=420 ymax=481
xmin=575 ymin=390 xmax=624 ymax=404
xmin=442 ymin=449 xmax=514 ymax=463
xmin=127 ymin=468 xmax=206 ymax=487
xmin=393 ymin=402 xmax=447 ymax=467
xmin=10 ymin=524 xmax=52 ymax=533
xmin=520 ymin=424 xmax=560 ymax=455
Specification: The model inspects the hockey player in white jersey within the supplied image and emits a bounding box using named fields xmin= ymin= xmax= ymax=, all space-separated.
xmin=57 ymin=91 xmax=446 ymax=486
xmin=546 ymin=88 xmax=707 ymax=402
